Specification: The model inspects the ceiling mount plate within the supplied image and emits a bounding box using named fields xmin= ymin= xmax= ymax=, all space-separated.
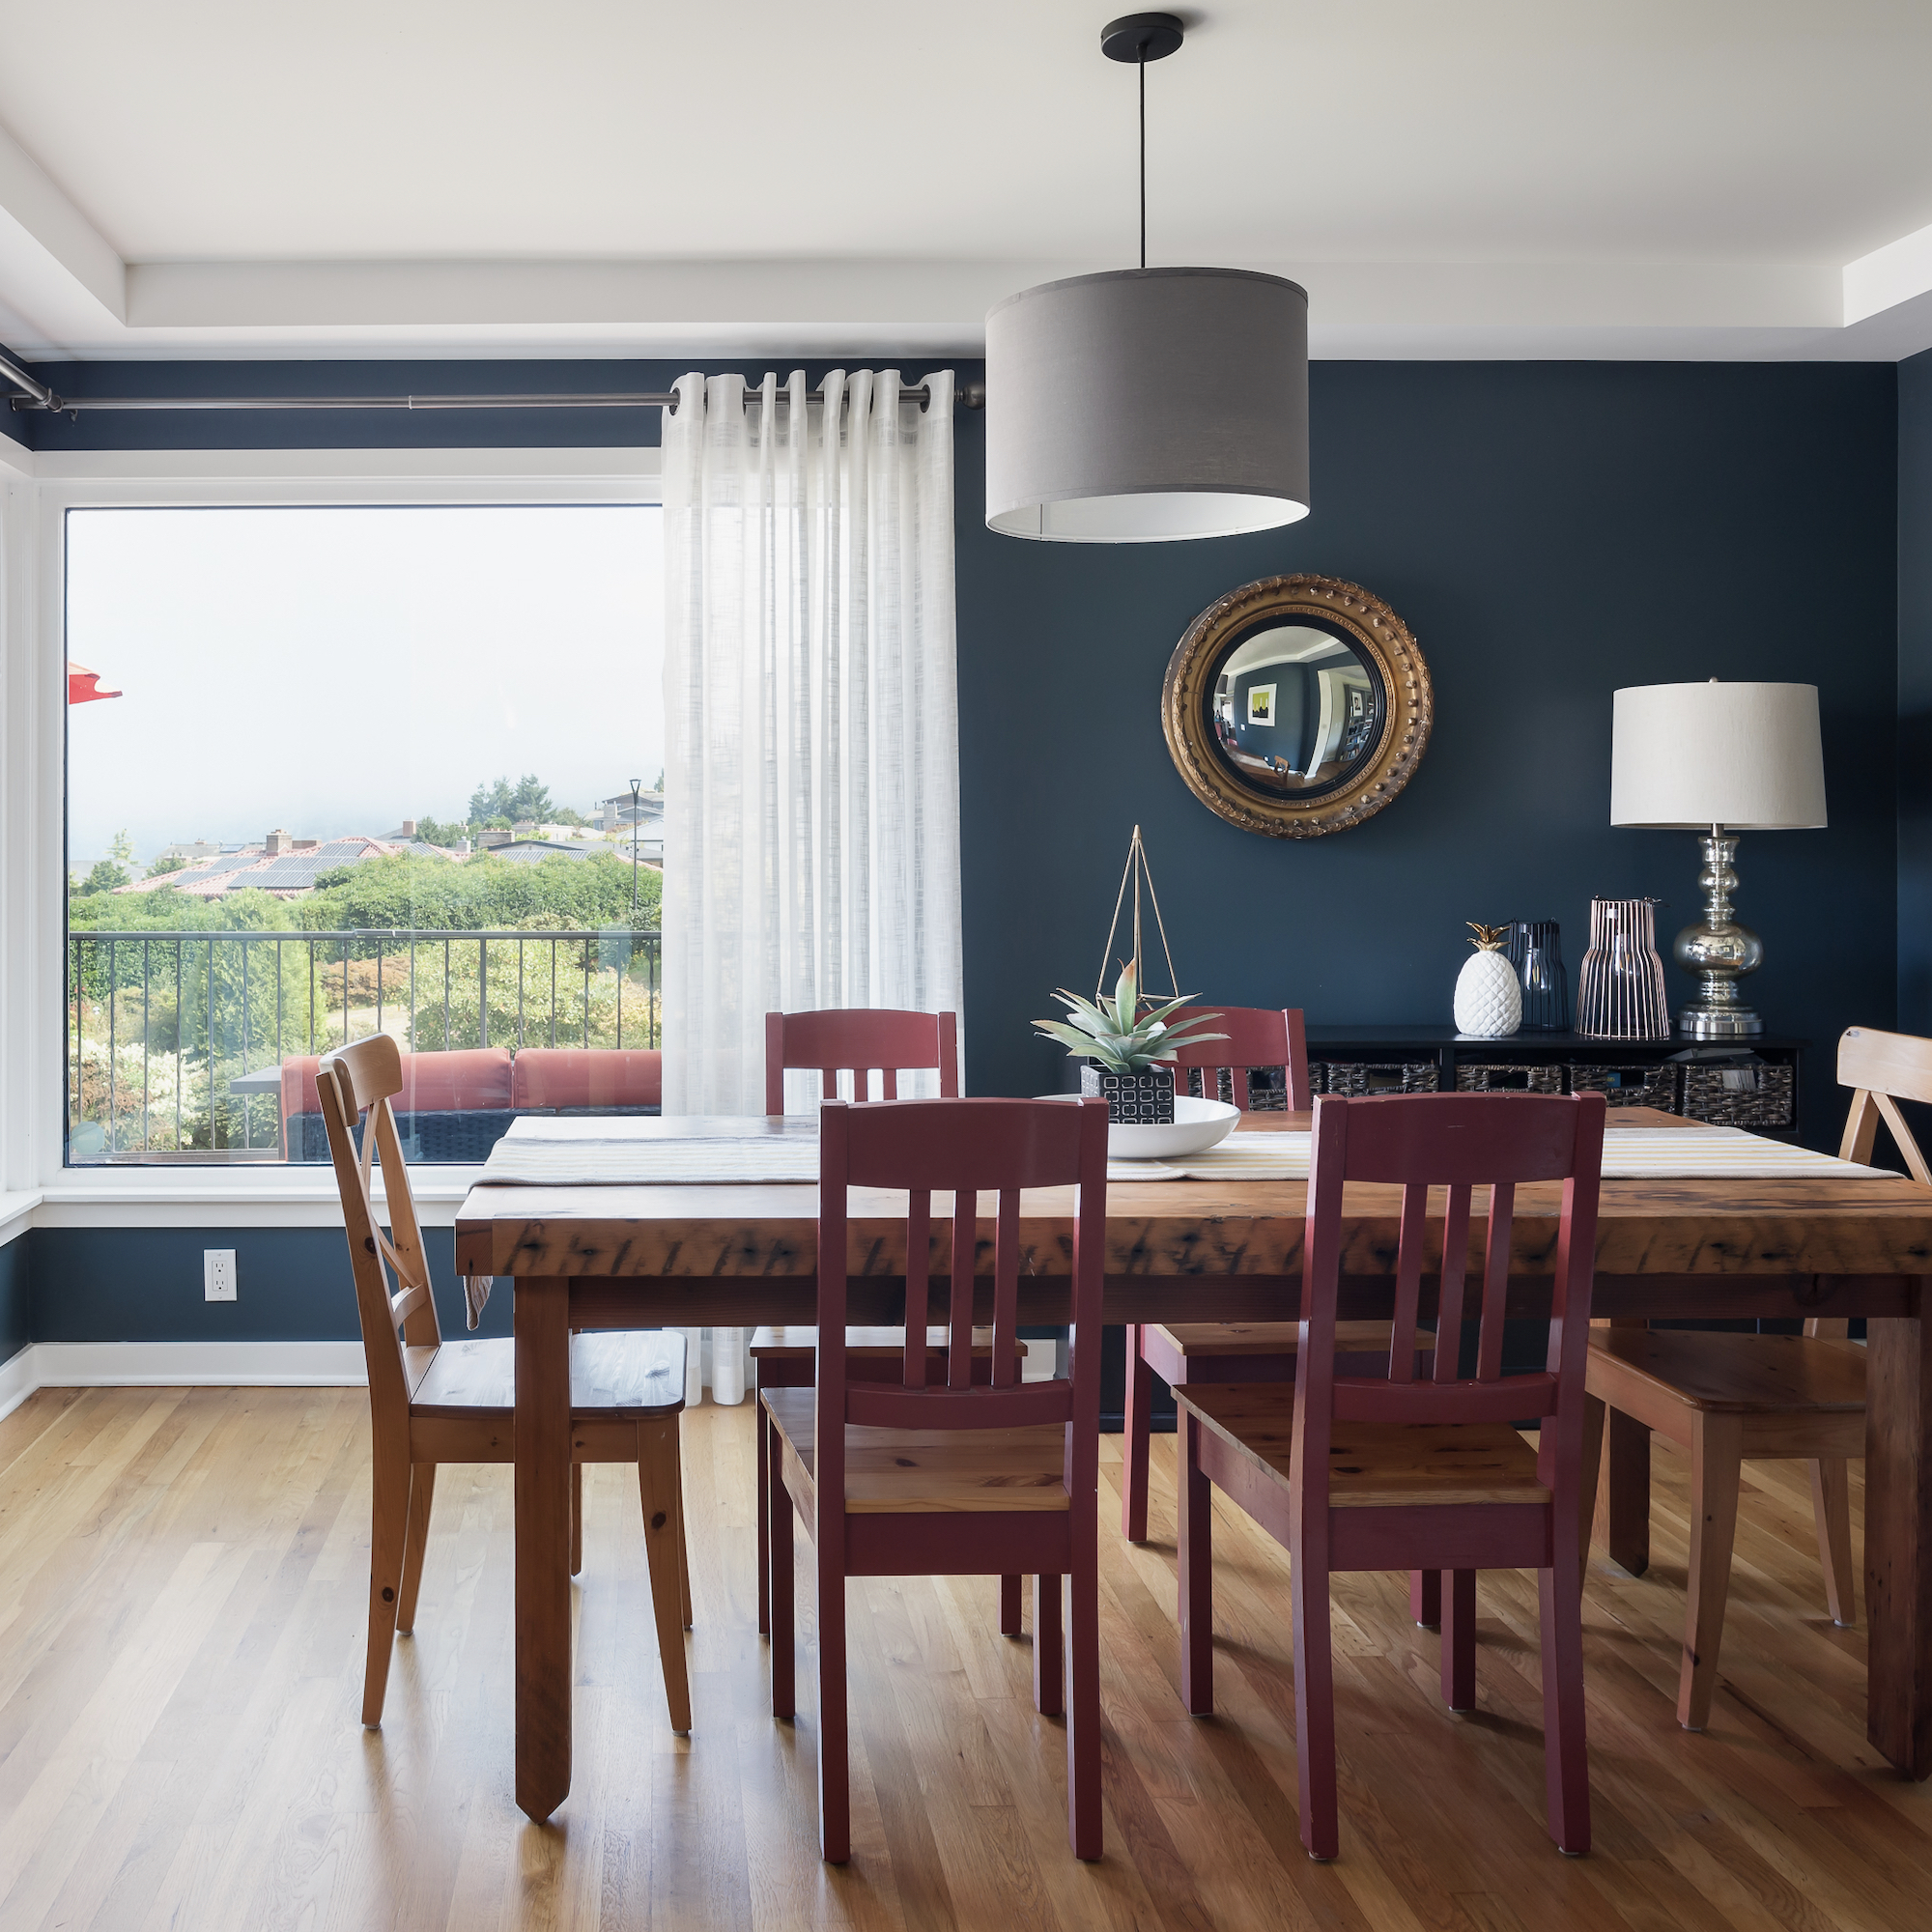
xmin=1101 ymin=13 xmax=1183 ymax=63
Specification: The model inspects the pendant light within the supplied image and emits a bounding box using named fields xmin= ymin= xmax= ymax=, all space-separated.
xmin=985 ymin=13 xmax=1310 ymax=543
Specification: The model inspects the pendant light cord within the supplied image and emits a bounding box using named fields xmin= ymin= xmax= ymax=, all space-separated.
xmin=1139 ymin=54 xmax=1147 ymax=270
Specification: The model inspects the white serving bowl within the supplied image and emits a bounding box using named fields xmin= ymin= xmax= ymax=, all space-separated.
xmin=1036 ymin=1093 xmax=1239 ymax=1160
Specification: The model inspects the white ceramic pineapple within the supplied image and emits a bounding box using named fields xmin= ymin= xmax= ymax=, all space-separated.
xmin=1454 ymin=923 xmax=1522 ymax=1037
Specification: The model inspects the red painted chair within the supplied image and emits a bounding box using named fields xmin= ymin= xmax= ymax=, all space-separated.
xmin=1175 ymin=1090 xmax=1605 ymax=1861
xmin=762 ymin=1007 xmax=959 ymax=1112
xmin=1122 ymin=1006 xmax=1313 ymax=1542
xmin=754 ymin=1009 xmax=972 ymax=1634
xmin=765 ymin=1095 xmax=1110 ymax=1861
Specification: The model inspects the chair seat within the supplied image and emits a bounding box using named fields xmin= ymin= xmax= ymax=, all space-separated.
xmin=408 ymin=1331 xmax=686 ymax=1419
xmin=1176 ymin=1382 xmax=1549 ymax=1508
xmin=751 ymin=1323 xmax=1015 ymax=1360
xmin=1587 ymin=1328 xmax=1867 ymax=1415
xmin=1152 ymin=1321 xmax=1416 ymax=1357
xmin=762 ymin=1386 xmax=1069 ymax=1514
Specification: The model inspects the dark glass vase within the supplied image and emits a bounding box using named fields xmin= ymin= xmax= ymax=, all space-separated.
xmin=1507 ymin=920 xmax=1571 ymax=1033
xmin=1081 ymin=1061 xmax=1176 ymax=1123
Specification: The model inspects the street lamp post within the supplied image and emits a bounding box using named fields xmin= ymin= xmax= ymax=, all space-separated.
xmin=628 ymin=778 xmax=641 ymax=917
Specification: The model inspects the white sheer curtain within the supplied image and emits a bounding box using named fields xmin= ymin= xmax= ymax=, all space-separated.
xmin=660 ymin=368 xmax=963 ymax=1401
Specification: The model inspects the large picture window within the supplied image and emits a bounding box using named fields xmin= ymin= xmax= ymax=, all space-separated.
xmin=64 ymin=502 xmax=664 ymax=1164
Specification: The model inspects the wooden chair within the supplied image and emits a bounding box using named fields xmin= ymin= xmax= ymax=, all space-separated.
xmin=1176 ymin=1091 xmax=1605 ymax=1861
xmin=751 ymin=1324 xmax=1024 ymax=1637
xmin=318 ymin=1033 xmax=694 ymax=1733
xmin=1577 ymin=1023 xmax=1914 ymax=1729
xmin=765 ymin=1095 xmax=1110 ymax=1861
xmin=763 ymin=1007 xmax=959 ymax=1113
xmin=1122 ymin=1006 xmax=1314 ymax=1543
xmin=754 ymin=1007 xmax=991 ymax=1633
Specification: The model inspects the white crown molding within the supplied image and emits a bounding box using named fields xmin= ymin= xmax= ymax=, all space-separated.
xmin=0 ymin=242 xmax=1921 ymax=364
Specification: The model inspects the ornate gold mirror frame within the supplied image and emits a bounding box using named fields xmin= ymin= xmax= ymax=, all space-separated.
xmin=1161 ymin=573 xmax=1433 ymax=838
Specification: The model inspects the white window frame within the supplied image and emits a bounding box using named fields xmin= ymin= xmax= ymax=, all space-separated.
xmin=1 ymin=442 xmax=664 ymax=1228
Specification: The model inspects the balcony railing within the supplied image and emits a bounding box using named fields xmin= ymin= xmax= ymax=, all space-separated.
xmin=67 ymin=926 xmax=662 ymax=1161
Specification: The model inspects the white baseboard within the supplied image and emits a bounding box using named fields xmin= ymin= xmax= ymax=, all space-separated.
xmin=0 ymin=1341 xmax=367 ymax=1418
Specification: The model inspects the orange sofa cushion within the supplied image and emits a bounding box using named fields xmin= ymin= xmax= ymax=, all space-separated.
xmin=281 ymin=1046 xmax=514 ymax=1128
xmin=510 ymin=1047 xmax=663 ymax=1110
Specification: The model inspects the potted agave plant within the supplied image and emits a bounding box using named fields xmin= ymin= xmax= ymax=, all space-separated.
xmin=1034 ymin=964 xmax=1226 ymax=1124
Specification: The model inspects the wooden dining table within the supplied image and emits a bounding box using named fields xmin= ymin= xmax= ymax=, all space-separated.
xmin=453 ymin=1106 xmax=1932 ymax=1823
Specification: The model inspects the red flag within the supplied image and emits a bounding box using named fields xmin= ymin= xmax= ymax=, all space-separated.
xmin=68 ymin=661 xmax=122 ymax=704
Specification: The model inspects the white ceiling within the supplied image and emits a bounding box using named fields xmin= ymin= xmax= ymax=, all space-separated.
xmin=3 ymin=0 xmax=1932 ymax=360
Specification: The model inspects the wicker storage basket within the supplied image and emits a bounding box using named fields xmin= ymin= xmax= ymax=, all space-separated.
xmin=1184 ymin=1065 xmax=1292 ymax=1111
xmin=1320 ymin=1062 xmax=1440 ymax=1096
xmin=1680 ymin=1061 xmax=1795 ymax=1129
xmin=1455 ymin=1064 xmax=1564 ymax=1094
xmin=1567 ymin=1063 xmax=1678 ymax=1110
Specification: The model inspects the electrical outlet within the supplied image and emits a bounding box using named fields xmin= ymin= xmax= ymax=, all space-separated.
xmin=204 ymin=1249 xmax=237 ymax=1302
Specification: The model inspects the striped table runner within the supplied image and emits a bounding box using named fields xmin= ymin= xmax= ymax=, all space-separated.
xmin=478 ymin=1124 xmax=1892 ymax=1188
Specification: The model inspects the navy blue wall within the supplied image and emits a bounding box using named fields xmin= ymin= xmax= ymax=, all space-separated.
xmin=1900 ymin=346 xmax=1932 ymax=1034
xmin=0 ymin=1233 xmax=28 ymax=1366
xmin=7 ymin=353 xmax=1902 ymax=1348
xmin=956 ymin=361 xmax=1898 ymax=1115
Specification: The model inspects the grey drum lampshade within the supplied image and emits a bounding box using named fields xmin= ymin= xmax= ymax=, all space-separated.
xmin=1609 ymin=681 xmax=1827 ymax=830
xmin=984 ymin=267 xmax=1310 ymax=542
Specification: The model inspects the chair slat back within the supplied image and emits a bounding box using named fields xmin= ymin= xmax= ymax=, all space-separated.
xmin=1295 ymin=1093 xmax=1605 ymax=1449
xmin=317 ymin=1034 xmax=442 ymax=1432
xmin=1160 ymin=1006 xmax=1312 ymax=1111
xmin=1837 ymin=1026 xmax=1932 ymax=1186
xmin=765 ymin=1009 xmax=960 ymax=1112
xmin=817 ymin=1098 xmax=1108 ymax=1490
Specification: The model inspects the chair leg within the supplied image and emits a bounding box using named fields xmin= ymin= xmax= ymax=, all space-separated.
xmin=1577 ymin=1393 xmax=1606 ymax=1595
xmin=1409 ymin=1571 xmax=1441 ymax=1630
xmin=999 ymin=1574 xmax=1023 ymax=1635
xmin=1680 ymin=1413 xmax=1744 ymax=1731
xmin=396 ymin=1463 xmax=437 ymax=1634
xmin=1122 ymin=1325 xmax=1153 ymax=1543
xmin=817 ymin=1543 xmax=851 ymax=1863
xmin=770 ymin=1462 xmax=796 ymax=1720
xmin=1034 ymin=1573 xmax=1065 ymax=1716
xmin=1537 ymin=1558 xmax=1591 ymax=1855
xmin=756 ymin=1388 xmax=771 ymax=1636
xmin=1441 ymin=1570 xmax=1477 ymax=1711
xmin=675 ymin=1444 xmax=693 ymax=1631
xmin=571 ymin=1462 xmax=584 ymax=1578
xmin=1292 ymin=1544 xmax=1339 ymax=1861
xmin=361 ymin=1445 xmax=411 ymax=1728
xmin=1808 ymin=1457 xmax=1857 ymax=1627
xmin=1067 ymin=1539 xmax=1102 ymax=1861
xmin=1179 ymin=1408 xmax=1214 ymax=1714
xmin=638 ymin=1419 xmax=693 ymax=1734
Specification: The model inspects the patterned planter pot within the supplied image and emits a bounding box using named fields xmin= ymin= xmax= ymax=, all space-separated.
xmin=1081 ymin=1062 xmax=1176 ymax=1124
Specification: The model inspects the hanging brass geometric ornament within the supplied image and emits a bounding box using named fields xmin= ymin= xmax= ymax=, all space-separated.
xmin=1096 ymin=824 xmax=1182 ymax=1008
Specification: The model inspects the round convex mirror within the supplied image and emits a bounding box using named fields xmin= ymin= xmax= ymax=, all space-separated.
xmin=1163 ymin=575 xmax=1432 ymax=838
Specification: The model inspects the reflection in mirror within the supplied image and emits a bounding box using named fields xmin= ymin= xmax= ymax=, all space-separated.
xmin=1205 ymin=620 xmax=1384 ymax=798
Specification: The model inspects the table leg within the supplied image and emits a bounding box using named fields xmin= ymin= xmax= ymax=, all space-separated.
xmin=516 ymin=1275 xmax=574 ymax=1820
xmin=1603 ymin=1319 xmax=1651 ymax=1577
xmin=1867 ymin=1301 xmax=1932 ymax=1778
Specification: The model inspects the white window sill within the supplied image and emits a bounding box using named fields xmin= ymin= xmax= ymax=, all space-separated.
xmin=28 ymin=1166 xmax=484 ymax=1229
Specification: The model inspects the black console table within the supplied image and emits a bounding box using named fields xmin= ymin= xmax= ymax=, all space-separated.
xmin=1304 ymin=1025 xmax=1808 ymax=1144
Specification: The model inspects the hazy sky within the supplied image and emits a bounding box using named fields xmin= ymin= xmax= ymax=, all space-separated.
xmin=66 ymin=503 xmax=663 ymax=864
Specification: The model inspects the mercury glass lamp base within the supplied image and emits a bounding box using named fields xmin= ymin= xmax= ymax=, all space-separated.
xmin=1676 ymin=1005 xmax=1763 ymax=1040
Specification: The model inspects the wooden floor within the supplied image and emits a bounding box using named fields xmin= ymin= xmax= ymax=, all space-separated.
xmin=0 ymin=1387 xmax=1926 ymax=1932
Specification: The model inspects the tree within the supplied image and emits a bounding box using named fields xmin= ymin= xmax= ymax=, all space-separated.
xmin=145 ymin=851 xmax=186 ymax=879
xmin=79 ymin=858 xmax=128 ymax=895
xmin=412 ymin=815 xmax=469 ymax=848
xmin=467 ymin=774 xmax=554 ymax=825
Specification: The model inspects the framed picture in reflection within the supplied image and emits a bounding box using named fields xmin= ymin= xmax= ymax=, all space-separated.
xmin=1246 ymin=683 xmax=1276 ymax=726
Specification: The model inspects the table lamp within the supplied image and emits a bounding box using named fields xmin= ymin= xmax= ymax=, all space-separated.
xmin=1609 ymin=680 xmax=1826 ymax=1039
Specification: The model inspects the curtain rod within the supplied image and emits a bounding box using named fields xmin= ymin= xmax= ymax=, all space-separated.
xmin=0 ymin=375 xmax=987 ymax=416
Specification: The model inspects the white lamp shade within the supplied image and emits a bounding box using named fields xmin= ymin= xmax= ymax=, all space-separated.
xmin=1609 ymin=681 xmax=1827 ymax=830
xmin=984 ymin=267 xmax=1309 ymax=542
